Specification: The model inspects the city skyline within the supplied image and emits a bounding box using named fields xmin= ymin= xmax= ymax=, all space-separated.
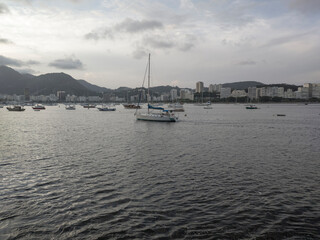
xmin=1 ymin=0 xmax=320 ymax=89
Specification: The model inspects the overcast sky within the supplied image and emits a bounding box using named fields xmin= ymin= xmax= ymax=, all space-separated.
xmin=0 ymin=0 xmax=319 ymax=89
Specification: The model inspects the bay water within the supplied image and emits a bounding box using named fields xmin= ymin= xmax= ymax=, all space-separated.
xmin=1 ymin=103 xmax=319 ymax=239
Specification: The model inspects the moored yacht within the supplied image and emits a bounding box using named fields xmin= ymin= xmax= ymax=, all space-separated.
xmin=32 ymin=104 xmax=46 ymax=110
xmin=65 ymin=105 xmax=76 ymax=110
xmin=7 ymin=105 xmax=25 ymax=111
xmin=135 ymin=54 xmax=178 ymax=122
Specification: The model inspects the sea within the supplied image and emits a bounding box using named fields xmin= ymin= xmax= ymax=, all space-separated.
xmin=0 ymin=103 xmax=319 ymax=240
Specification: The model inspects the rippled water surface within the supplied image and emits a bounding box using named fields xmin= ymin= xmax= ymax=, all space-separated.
xmin=1 ymin=103 xmax=320 ymax=239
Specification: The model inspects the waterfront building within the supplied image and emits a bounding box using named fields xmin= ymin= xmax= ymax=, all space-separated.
xmin=170 ymin=89 xmax=178 ymax=101
xmin=248 ymin=87 xmax=257 ymax=99
xmin=78 ymin=96 xmax=86 ymax=102
xmin=87 ymin=96 xmax=101 ymax=102
xmin=180 ymin=89 xmax=194 ymax=100
xmin=196 ymin=81 xmax=204 ymax=93
xmin=57 ymin=91 xmax=66 ymax=101
xmin=208 ymin=84 xmax=222 ymax=93
xmin=284 ymin=89 xmax=294 ymax=99
xmin=295 ymin=87 xmax=309 ymax=99
xmin=220 ymin=87 xmax=231 ymax=99
xmin=231 ymin=90 xmax=247 ymax=98
xmin=24 ymin=88 xmax=30 ymax=101
xmin=312 ymin=84 xmax=320 ymax=98
xmin=277 ymin=87 xmax=285 ymax=98
xmin=66 ymin=94 xmax=77 ymax=102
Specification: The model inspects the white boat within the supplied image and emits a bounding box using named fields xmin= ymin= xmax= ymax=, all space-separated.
xmin=135 ymin=54 xmax=178 ymax=122
xmin=203 ymin=101 xmax=212 ymax=109
xmin=32 ymin=104 xmax=46 ymax=110
xmin=65 ymin=105 xmax=76 ymax=110
xmin=167 ymin=103 xmax=185 ymax=112
xmin=97 ymin=105 xmax=116 ymax=111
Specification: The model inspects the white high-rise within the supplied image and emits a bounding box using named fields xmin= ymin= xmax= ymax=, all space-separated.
xmin=196 ymin=81 xmax=204 ymax=93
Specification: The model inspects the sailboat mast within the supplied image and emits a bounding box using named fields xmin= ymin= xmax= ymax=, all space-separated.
xmin=148 ymin=53 xmax=150 ymax=113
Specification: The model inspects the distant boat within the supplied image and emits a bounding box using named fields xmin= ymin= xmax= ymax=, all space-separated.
xmin=167 ymin=102 xmax=185 ymax=112
xmin=83 ymin=104 xmax=96 ymax=109
xmin=135 ymin=54 xmax=178 ymax=122
xmin=123 ymin=103 xmax=141 ymax=109
xmin=32 ymin=104 xmax=46 ymax=110
xmin=7 ymin=105 xmax=25 ymax=111
xmin=203 ymin=101 xmax=212 ymax=109
xmin=65 ymin=105 xmax=76 ymax=110
xmin=246 ymin=105 xmax=258 ymax=109
xmin=97 ymin=105 xmax=116 ymax=111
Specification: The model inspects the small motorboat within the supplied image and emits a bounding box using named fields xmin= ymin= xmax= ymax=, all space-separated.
xmin=65 ymin=105 xmax=76 ymax=110
xmin=32 ymin=104 xmax=46 ymax=110
xmin=83 ymin=104 xmax=96 ymax=109
xmin=123 ymin=103 xmax=141 ymax=109
xmin=246 ymin=105 xmax=258 ymax=109
xmin=7 ymin=105 xmax=25 ymax=111
xmin=97 ymin=105 xmax=116 ymax=111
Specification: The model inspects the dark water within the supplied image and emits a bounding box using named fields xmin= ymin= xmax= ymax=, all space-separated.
xmin=1 ymin=103 xmax=319 ymax=239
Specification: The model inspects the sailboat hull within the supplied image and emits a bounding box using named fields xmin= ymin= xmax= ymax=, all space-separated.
xmin=136 ymin=113 xmax=177 ymax=122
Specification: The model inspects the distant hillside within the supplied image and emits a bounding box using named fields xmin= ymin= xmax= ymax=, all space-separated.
xmin=222 ymin=81 xmax=264 ymax=90
xmin=256 ymin=83 xmax=300 ymax=91
xmin=26 ymin=73 xmax=96 ymax=96
xmin=78 ymin=79 xmax=112 ymax=93
xmin=115 ymin=87 xmax=132 ymax=92
xmin=0 ymin=65 xmax=26 ymax=94
xmin=0 ymin=65 xmax=96 ymax=96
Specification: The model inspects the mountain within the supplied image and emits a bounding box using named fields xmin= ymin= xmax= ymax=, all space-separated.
xmin=27 ymin=73 xmax=96 ymax=96
xmin=115 ymin=87 xmax=132 ymax=92
xmin=78 ymin=79 xmax=112 ymax=93
xmin=222 ymin=81 xmax=264 ymax=90
xmin=0 ymin=65 xmax=96 ymax=96
xmin=0 ymin=65 xmax=26 ymax=94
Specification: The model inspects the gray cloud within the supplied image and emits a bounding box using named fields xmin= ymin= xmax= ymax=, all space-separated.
xmin=288 ymin=0 xmax=320 ymax=14
xmin=237 ymin=60 xmax=257 ymax=66
xmin=115 ymin=18 xmax=163 ymax=33
xmin=144 ymin=37 xmax=174 ymax=49
xmin=26 ymin=60 xmax=40 ymax=65
xmin=0 ymin=55 xmax=40 ymax=67
xmin=49 ymin=57 xmax=84 ymax=70
xmin=85 ymin=29 xmax=114 ymax=41
xmin=17 ymin=68 xmax=38 ymax=74
xmin=261 ymin=31 xmax=312 ymax=48
xmin=0 ymin=55 xmax=23 ymax=67
xmin=85 ymin=18 xmax=163 ymax=41
xmin=132 ymin=48 xmax=149 ymax=59
xmin=0 ymin=38 xmax=13 ymax=44
xmin=0 ymin=3 xmax=9 ymax=14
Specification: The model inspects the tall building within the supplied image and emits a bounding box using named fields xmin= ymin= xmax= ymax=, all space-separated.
xmin=57 ymin=91 xmax=66 ymax=101
xmin=248 ymin=87 xmax=257 ymax=99
xmin=170 ymin=89 xmax=178 ymax=101
xmin=208 ymin=84 xmax=214 ymax=93
xmin=24 ymin=88 xmax=30 ymax=101
xmin=196 ymin=81 xmax=204 ymax=93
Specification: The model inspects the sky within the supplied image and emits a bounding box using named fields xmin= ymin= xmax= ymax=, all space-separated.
xmin=0 ymin=0 xmax=320 ymax=89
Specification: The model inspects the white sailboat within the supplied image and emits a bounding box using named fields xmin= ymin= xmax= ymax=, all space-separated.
xmin=135 ymin=54 xmax=178 ymax=122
